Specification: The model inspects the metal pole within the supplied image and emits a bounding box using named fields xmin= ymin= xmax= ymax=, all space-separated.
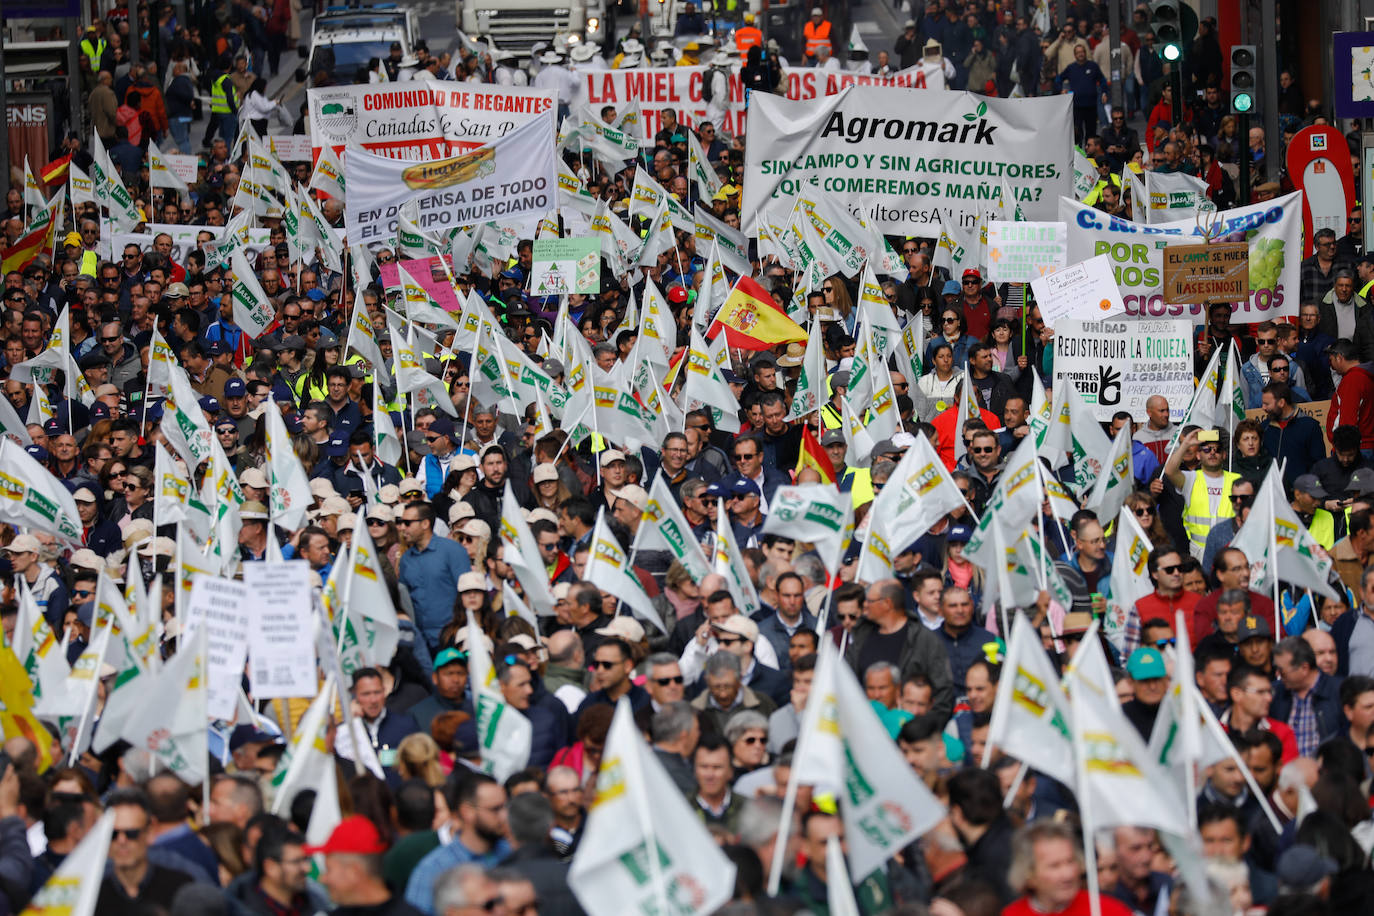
xmin=1259 ymin=0 xmax=1279 ymax=172
xmin=0 ymin=36 xmax=8 ymax=201
xmin=1108 ymin=0 xmax=1123 ymax=113
xmin=1171 ymin=64 xmax=1181 ymax=130
xmin=1239 ymin=111 xmax=1251 ymax=204
xmin=66 ymin=18 xmax=83 ymax=140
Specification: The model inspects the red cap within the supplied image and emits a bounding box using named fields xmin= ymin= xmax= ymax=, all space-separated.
xmin=301 ymin=815 xmax=388 ymax=856
xmin=962 ymin=268 xmax=982 ymax=281
xmin=667 ymin=285 xmax=689 ymax=304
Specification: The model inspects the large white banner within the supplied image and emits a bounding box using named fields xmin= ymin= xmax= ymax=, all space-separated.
xmin=1052 ymin=318 xmax=1194 ymax=422
xmin=113 ymin=223 xmax=275 ymax=268
xmin=584 ymin=62 xmax=945 ymax=137
xmin=1059 ymin=192 xmax=1301 ymax=324
xmin=308 ymin=80 xmax=556 ymax=159
xmin=743 ymin=88 xmax=1072 ymax=235
xmin=345 ymin=114 xmax=557 ymax=245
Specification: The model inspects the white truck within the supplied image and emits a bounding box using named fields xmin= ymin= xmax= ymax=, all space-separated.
xmin=306 ymin=5 xmax=417 ymax=85
xmin=458 ymin=0 xmax=610 ymax=61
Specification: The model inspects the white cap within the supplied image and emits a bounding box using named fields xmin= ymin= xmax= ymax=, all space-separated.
xmin=239 ymin=468 xmax=269 ymax=489
xmin=611 ymin=484 xmax=649 ymax=512
xmin=595 ymin=616 xmax=646 ymax=643
xmin=309 ymin=478 xmax=338 ymax=500
xmin=458 ymin=571 xmax=488 ymax=592
xmin=532 ymin=464 xmax=560 ymax=484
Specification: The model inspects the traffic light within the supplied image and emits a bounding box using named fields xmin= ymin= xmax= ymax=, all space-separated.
xmin=1230 ymin=45 xmax=1257 ymax=114
xmin=1150 ymin=0 xmax=1182 ymax=62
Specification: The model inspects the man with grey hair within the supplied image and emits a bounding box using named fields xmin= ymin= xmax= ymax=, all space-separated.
xmin=433 ymin=863 xmax=499 ymax=916
xmin=644 ymin=652 xmax=685 ymax=710
xmin=845 ymin=578 xmax=954 ymax=721
xmin=651 ymin=701 xmax=700 ymax=796
xmin=1318 ymin=266 xmax=1367 ymax=344
xmin=1271 ymin=636 xmax=1344 ymax=756
xmin=690 ymin=649 xmax=777 ymax=735
xmin=499 ymin=793 xmax=580 ymax=913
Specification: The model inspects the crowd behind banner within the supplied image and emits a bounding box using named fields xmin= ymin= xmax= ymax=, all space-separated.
xmin=1 ymin=1 xmax=1372 ymax=916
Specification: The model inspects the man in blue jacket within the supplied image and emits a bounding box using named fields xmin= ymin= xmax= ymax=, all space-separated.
xmin=1260 ymin=382 xmax=1327 ymax=486
xmin=1054 ymin=44 xmax=1109 ymax=143
xmin=1271 ymin=636 xmax=1346 ymax=758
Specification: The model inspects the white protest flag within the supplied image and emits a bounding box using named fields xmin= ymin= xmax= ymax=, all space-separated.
xmin=499 ymin=482 xmax=556 ymax=616
xmin=21 ymin=809 xmax=114 ymax=916
xmin=25 ymin=383 xmax=52 ymax=428
xmin=395 ymin=199 xmax=435 ymax=259
xmin=309 ymin=142 xmax=346 ymax=199
xmin=146 ymin=328 xmax=178 ymax=395
xmin=321 ymin=542 xmax=367 ymax=678
xmin=1031 ymin=368 xmax=1067 ymax=462
xmin=12 ymin=304 xmax=92 ymax=406
xmin=1072 ymin=147 xmax=1098 ymax=200
xmin=346 ymin=295 xmax=390 ymax=383
xmin=694 ymin=206 xmax=751 ymax=277
xmin=691 ymin=242 xmax=728 ymax=331
xmin=714 ymin=498 xmax=762 ymax=619
xmin=856 ymin=433 xmax=969 ymax=583
xmin=570 ymin=699 xmax=737 ymax=916
xmin=14 ymin=581 xmax=65 ymax=702
xmin=1169 ymin=345 xmax=1223 ymax=453
xmin=1219 ymin=341 xmax=1250 ymax=438
xmin=1082 ymin=425 xmax=1133 ymax=525
xmin=933 ymin=214 xmax=980 ymax=276
xmin=966 ymin=433 xmax=1042 ymax=555
xmin=90 ymin=132 xmax=142 ymax=230
xmin=371 ymin=383 xmax=402 ymax=469
xmin=586 ymin=509 xmax=666 ymax=633
xmin=683 ymin=328 xmax=740 ymax=434
xmin=301 ymin=191 xmax=344 ymax=273
xmin=952 ymin=365 xmax=982 ymax=467
xmin=0 ymin=440 xmax=83 ymax=542
xmin=392 ymin=264 xmax=461 ymax=330
xmin=638 ymin=474 xmax=713 ymax=582
xmin=388 ymin=313 xmax=457 ymax=417
xmin=147 ymin=138 xmax=189 ymax=193
xmin=839 ymin=395 xmax=876 ymax=471
xmin=121 ymin=629 xmax=208 ymax=784
xmin=153 ymin=444 xmax=193 ymax=525
xmin=265 ymin=399 xmax=312 ymax=530
xmin=636 ymin=196 xmax=675 ymax=268
xmin=629 ymin=166 xmax=694 ymax=232
xmin=68 ymin=161 xmax=96 ymax=210
xmin=1066 ymin=624 xmax=1190 ymax=836
xmin=638 ymin=279 xmax=674 ymax=367
xmin=54 ymin=622 xmax=113 ymax=761
xmin=686 ymin=128 xmax=722 ymax=200
xmin=344 ymin=510 xmax=401 ymax=667
xmin=789 ymin=643 xmax=945 ymax=880
xmin=762 ymin=484 xmax=853 ymax=577
xmin=589 ymin=365 xmax=657 ymax=451
xmin=557 ymin=161 xmax=598 ymax=216
xmin=986 ymin=612 xmax=1075 ymax=783
xmin=228 ymin=247 xmax=277 ymax=339
xmin=22 ymin=157 xmax=45 ymax=217
xmin=1061 ymin=376 xmax=1111 ymax=496
xmin=1147 ymin=621 xmax=1227 ymax=777
xmin=863 ymin=346 xmax=901 ymax=442
xmin=271 ymin=674 xmax=338 ymax=813
xmin=466 ymin=609 xmax=533 ymax=780
xmin=786 ymin=323 xmax=826 ymax=422
xmin=1231 ymin=465 xmax=1338 ymax=601
xmin=502 ymin=582 xmax=539 ymax=629
xmin=1102 ymin=505 xmax=1152 ymax=653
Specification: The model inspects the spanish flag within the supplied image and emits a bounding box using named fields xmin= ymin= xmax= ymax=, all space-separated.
xmin=795 ymin=424 xmax=837 ymax=484
xmin=39 ymin=153 xmax=71 ymax=186
xmin=708 ymin=275 xmax=807 ymax=351
xmin=0 ymin=221 xmax=53 ymax=274
xmin=0 ymin=644 xmax=52 ymax=772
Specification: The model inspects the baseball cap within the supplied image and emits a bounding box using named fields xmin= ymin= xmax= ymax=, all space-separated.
xmin=71 ymin=487 xmax=98 ymax=503
xmin=1126 ymin=647 xmax=1167 ymax=680
xmin=198 ymin=396 xmax=221 ymax=414
xmin=1276 ymin=845 xmax=1338 ymax=889
xmin=1292 ymin=474 xmax=1328 ymax=500
xmin=1236 ymin=615 xmax=1273 ymax=642
xmin=398 ymin=477 xmax=424 ymax=496
xmin=310 ymin=479 xmax=339 ymax=500
xmin=1348 ymin=467 xmax=1374 ymax=496
xmin=713 ymin=613 xmax=759 ymax=642
xmin=595 ymin=616 xmax=646 ymax=643
xmin=942 ymin=279 xmax=961 ymax=296
xmin=611 ymin=484 xmax=649 ymax=512
xmin=532 ymin=464 xmax=559 ymax=484
xmin=729 ymin=476 xmax=761 ymax=498
xmin=946 ymin=523 xmax=973 ymax=543
xmin=323 ymin=436 xmax=348 ymax=458
xmin=224 ymin=378 xmax=248 ymax=398
xmin=316 ymin=496 xmax=350 ymax=518
xmin=239 ymin=468 xmax=269 ymax=490
xmin=821 ymin=428 xmax=846 ymax=447
xmin=962 ymin=268 xmax=982 ymax=281
xmin=434 ymin=647 xmax=469 ymax=669
xmin=302 ymin=815 xmax=388 ymax=856
xmin=459 ymin=519 xmax=491 ymax=539
xmin=69 ymin=548 xmax=103 ymax=572
xmin=457 ymin=571 xmax=487 ymax=593
xmin=598 ymin=449 xmax=627 ymax=467
xmin=4 ymin=534 xmax=41 ymax=554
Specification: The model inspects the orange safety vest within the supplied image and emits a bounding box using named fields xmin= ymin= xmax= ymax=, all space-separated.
xmin=803 ymin=20 xmax=831 ymax=58
xmin=735 ymin=25 xmax=763 ymax=55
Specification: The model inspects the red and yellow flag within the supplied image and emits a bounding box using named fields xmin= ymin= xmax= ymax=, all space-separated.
xmin=709 ymin=275 xmax=807 ymax=351
xmin=0 ymin=221 xmax=53 ymax=274
xmin=795 ymin=425 xmax=837 ymax=484
xmin=39 ymin=153 xmax=71 ymax=186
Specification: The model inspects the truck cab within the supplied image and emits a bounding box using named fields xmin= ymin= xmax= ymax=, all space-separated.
xmin=458 ymin=0 xmax=609 ymax=61
xmin=307 ymin=5 xmax=416 ymax=85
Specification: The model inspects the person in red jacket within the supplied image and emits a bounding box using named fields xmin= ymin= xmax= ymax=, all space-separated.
xmin=1002 ymin=820 xmax=1132 ymax=916
xmin=1327 ymin=339 xmax=1374 ymax=451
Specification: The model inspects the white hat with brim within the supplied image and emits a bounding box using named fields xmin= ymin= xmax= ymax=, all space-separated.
xmin=539 ymin=50 xmax=564 ymax=64
xmin=570 ymin=43 xmax=598 ymax=61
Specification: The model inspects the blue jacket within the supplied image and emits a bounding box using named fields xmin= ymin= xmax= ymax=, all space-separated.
xmin=1270 ymin=671 xmax=1345 ymax=746
xmin=1054 ymin=60 xmax=1108 ymax=104
xmin=934 ymin=623 xmax=997 ymax=694
xmin=525 ymin=692 xmax=572 ymax=769
xmin=1261 ymin=412 xmax=1327 ymax=487
xmin=398 ymin=535 xmax=472 ymax=651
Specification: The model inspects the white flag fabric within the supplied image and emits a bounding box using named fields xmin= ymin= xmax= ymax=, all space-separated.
xmin=160 ymin=360 xmax=215 ymax=472
xmin=986 ymin=612 xmax=1075 ymax=784
xmin=0 ymin=439 xmax=83 ymax=542
xmin=1230 ymin=465 xmax=1338 ymax=600
xmin=264 ymin=399 xmax=312 ymax=530
xmin=347 ymin=294 xmax=389 ymax=383
xmin=786 ymin=323 xmax=826 ymax=422
xmin=790 ymin=643 xmax=946 ymax=879
xmin=466 ymin=610 xmax=533 ymax=781
xmin=344 ymin=511 xmax=401 ymax=667
xmin=1081 ymin=425 xmax=1133 ymax=525
xmin=637 ymin=474 xmax=714 ymax=584
xmin=120 ymin=631 xmax=208 ymax=784
xmin=855 ymin=432 xmax=969 ymax=584
xmin=1061 ymin=377 xmax=1111 ymax=495
xmin=499 ymin=482 xmax=556 ymax=616
xmin=271 ymin=674 xmax=337 ymax=814
xmin=585 ymin=510 xmax=665 ymax=633
xmin=22 ymin=809 xmax=114 ymax=916
xmin=147 ymin=139 xmax=189 ymax=193
xmin=714 ymin=499 xmax=762 ymax=619
xmin=826 ymin=835 xmax=863 ymax=916
xmin=569 ymin=699 xmax=737 ymax=916
xmin=1104 ymin=505 xmax=1153 ymax=653
xmin=309 ymin=142 xmax=346 ymax=199
xmin=228 ymin=247 xmax=277 ymax=339
xmin=763 ymin=484 xmax=854 ymax=577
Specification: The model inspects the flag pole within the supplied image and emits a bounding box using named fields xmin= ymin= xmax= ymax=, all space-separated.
xmin=1270 ymin=472 xmax=1282 ymax=643
xmin=1072 ymin=688 xmax=1104 ymax=916
xmin=1192 ymin=682 xmax=1283 ymax=833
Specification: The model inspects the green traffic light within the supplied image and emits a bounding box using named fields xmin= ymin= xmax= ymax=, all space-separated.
xmin=1162 ymin=43 xmax=1181 ymax=61
xmin=1233 ymin=93 xmax=1254 ymax=113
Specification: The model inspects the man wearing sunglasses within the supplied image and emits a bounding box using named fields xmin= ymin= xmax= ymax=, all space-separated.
xmin=1131 ymin=547 xmax=1200 ymax=652
xmin=97 ymin=788 xmax=195 ymax=913
xmin=1164 ymin=427 xmax=1242 ymax=560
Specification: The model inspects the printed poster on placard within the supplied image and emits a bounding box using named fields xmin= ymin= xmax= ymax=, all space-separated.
xmin=243 ymin=562 xmax=317 ymax=699
xmin=1051 ymin=318 xmax=1193 ymax=422
xmin=1058 ymin=192 xmax=1301 ymax=324
xmin=184 ymin=575 xmax=251 ymax=720
xmin=744 ymin=89 xmax=1072 ymax=236
xmin=531 ymin=238 xmax=601 ymax=295
xmin=986 ymin=220 xmax=1067 ymax=283
xmin=308 ymin=80 xmax=555 ymax=159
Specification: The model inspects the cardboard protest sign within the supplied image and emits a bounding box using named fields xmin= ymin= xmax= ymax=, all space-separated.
xmin=531 ymin=238 xmax=600 ymax=294
xmin=1162 ymin=243 xmax=1249 ymax=304
xmin=1052 ymin=318 xmax=1194 ymax=421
